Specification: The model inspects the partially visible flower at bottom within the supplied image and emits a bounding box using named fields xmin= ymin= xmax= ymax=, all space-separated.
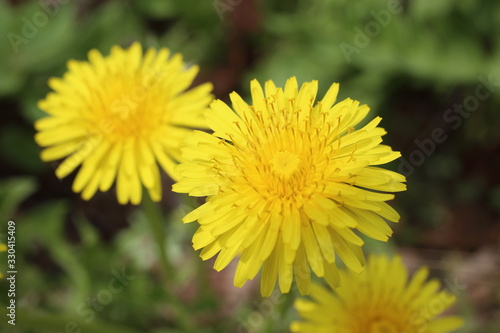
xmin=0 ymin=243 xmax=6 ymax=278
xmin=291 ymin=254 xmax=463 ymax=333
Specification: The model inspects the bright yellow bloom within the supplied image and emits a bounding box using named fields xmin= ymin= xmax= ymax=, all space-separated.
xmin=0 ymin=243 xmax=6 ymax=278
xmin=291 ymin=254 xmax=463 ymax=333
xmin=173 ymin=77 xmax=406 ymax=296
xmin=35 ymin=42 xmax=213 ymax=204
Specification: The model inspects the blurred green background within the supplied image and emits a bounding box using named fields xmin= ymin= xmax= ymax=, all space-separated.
xmin=1 ymin=0 xmax=499 ymax=332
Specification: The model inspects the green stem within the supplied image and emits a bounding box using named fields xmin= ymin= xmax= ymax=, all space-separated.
xmin=264 ymin=290 xmax=295 ymax=333
xmin=142 ymin=195 xmax=196 ymax=332
xmin=142 ymin=196 xmax=174 ymax=276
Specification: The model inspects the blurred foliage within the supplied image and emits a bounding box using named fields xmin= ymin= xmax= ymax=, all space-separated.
xmin=1 ymin=0 xmax=499 ymax=332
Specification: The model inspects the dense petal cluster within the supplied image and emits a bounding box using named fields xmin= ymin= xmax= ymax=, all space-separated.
xmin=173 ymin=77 xmax=406 ymax=296
xmin=291 ymin=255 xmax=463 ymax=333
xmin=35 ymin=42 xmax=213 ymax=204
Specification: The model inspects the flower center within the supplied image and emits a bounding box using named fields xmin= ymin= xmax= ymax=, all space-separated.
xmin=270 ymin=151 xmax=301 ymax=177
xmin=369 ymin=319 xmax=399 ymax=333
xmin=94 ymin=74 xmax=164 ymax=141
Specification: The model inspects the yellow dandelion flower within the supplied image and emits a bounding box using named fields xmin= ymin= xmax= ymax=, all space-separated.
xmin=35 ymin=42 xmax=213 ymax=204
xmin=291 ymin=254 xmax=464 ymax=333
xmin=0 ymin=243 xmax=6 ymax=278
xmin=173 ymin=77 xmax=406 ymax=296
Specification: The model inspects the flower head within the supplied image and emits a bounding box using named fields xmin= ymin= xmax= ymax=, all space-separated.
xmin=291 ymin=254 xmax=463 ymax=333
xmin=173 ymin=77 xmax=406 ymax=296
xmin=35 ymin=42 xmax=213 ymax=204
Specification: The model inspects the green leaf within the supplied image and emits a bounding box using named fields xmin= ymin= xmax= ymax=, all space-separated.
xmin=6 ymin=309 xmax=143 ymax=333
xmin=21 ymin=200 xmax=92 ymax=309
xmin=0 ymin=177 xmax=37 ymax=221
xmin=0 ymin=125 xmax=46 ymax=174
xmin=135 ymin=0 xmax=178 ymax=19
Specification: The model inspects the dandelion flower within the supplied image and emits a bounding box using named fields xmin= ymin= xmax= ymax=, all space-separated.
xmin=35 ymin=42 xmax=213 ymax=204
xmin=173 ymin=77 xmax=406 ymax=296
xmin=291 ymin=254 xmax=463 ymax=333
